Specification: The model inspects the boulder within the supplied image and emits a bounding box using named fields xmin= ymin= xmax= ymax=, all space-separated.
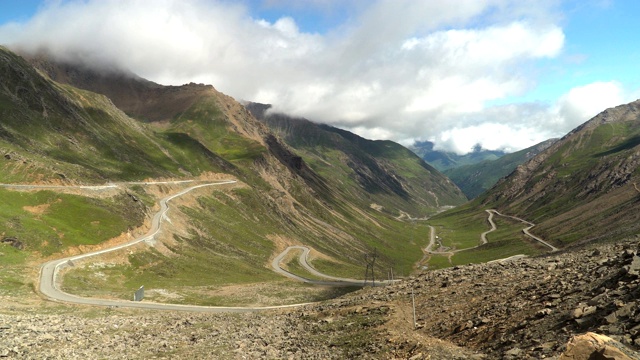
xmin=1 ymin=237 xmax=24 ymax=250
xmin=558 ymin=332 xmax=640 ymax=360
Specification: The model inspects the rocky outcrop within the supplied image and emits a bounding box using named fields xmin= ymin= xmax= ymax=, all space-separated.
xmin=559 ymin=332 xmax=640 ymax=360
xmin=347 ymin=237 xmax=640 ymax=358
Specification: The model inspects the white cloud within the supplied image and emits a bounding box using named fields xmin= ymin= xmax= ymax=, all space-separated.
xmin=555 ymin=81 xmax=624 ymax=130
xmin=428 ymin=81 xmax=627 ymax=154
xmin=0 ymin=0 xmax=621 ymax=155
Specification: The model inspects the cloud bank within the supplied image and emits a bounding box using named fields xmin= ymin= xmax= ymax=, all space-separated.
xmin=0 ymin=0 xmax=628 ymax=154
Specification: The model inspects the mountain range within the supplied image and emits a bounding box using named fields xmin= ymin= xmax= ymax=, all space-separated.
xmin=444 ymin=139 xmax=557 ymax=199
xmin=2 ymin=44 xmax=640 ymax=358
xmin=246 ymin=102 xmax=465 ymax=215
xmin=409 ymin=141 xmax=506 ymax=171
xmin=0 ymin=46 xmax=466 ymax=301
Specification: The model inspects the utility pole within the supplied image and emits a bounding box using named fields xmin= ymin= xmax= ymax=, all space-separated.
xmin=364 ymin=248 xmax=378 ymax=286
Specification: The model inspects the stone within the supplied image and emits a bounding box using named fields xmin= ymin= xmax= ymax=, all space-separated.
xmin=606 ymin=312 xmax=619 ymax=324
xmin=573 ymin=305 xmax=597 ymax=319
xmin=628 ymin=256 xmax=640 ymax=277
xmin=504 ymin=347 xmax=523 ymax=357
xmin=536 ymin=308 xmax=553 ymax=318
xmin=558 ymin=332 xmax=640 ymax=360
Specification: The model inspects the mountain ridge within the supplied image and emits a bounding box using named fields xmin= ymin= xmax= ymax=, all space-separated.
xmin=410 ymin=140 xmax=506 ymax=171
xmin=1 ymin=46 xmax=469 ymax=305
xmin=444 ymin=138 xmax=558 ymax=199
xmin=479 ymin=99 xmax=640 ymax=245
xmin=246 ymin=102 xmax=467 ymax=215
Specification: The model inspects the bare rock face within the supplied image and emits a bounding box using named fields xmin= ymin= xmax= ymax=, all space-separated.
xmin=559 ymin=332 xmax=640 ymax=360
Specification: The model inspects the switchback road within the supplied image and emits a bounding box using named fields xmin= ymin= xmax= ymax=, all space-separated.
xmin=271 ymin=246 xmax=368 ymax=287
xmin=36 ymin=180 xmax=319 ymax=312
xmin=487 ymin=210 xmax=558 ymax=252
xmin=26 ymin=179 xmax=384 ymax=311
xmin=426 ymin=209 xmax=557 ymax=254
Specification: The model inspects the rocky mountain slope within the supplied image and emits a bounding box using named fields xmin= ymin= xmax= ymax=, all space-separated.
xmin=0 ymin=46 xmax=230 ymax=182
xmin=246 ymin=103 xmax=467 ymax=216
xmin=444 ymin=139 xmax=557 ymax=199
xmin=480 ymin=100 xmax=640 ymax=246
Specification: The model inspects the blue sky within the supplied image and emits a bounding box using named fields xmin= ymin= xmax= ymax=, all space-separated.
xmin=0 ymin=0 xmax=638 ymax=154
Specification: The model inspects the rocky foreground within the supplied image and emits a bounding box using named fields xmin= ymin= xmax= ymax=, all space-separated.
xmin=2 ymin=237 xmax=640 ymax=359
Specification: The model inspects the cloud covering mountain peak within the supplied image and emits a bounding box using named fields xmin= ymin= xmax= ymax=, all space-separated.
xmin=0 ymin=0 xmax=629 ymax=154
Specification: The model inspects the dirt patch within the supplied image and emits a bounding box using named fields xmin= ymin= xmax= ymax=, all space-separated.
xmin=22 ymin=203 xmax=51 ymax=216
xmin=385 ymin=300 xmax=482 ymax=359
xmin=370 ymin=203 xmax=383 ymax=211
xmin=191 ymin=281 xmax=351 ymax=307
xmin=146 ymin=288 xmax=184 ymax=301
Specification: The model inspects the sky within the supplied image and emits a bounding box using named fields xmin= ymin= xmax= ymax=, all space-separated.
xmin=0 ymin=0 xmax=638 ymax=154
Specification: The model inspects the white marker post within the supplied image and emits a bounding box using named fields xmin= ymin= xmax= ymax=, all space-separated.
xmin=412 ymin=288 xmax=416 ymax=329
xmin=134 ymin=286 xmax=144 ymax=302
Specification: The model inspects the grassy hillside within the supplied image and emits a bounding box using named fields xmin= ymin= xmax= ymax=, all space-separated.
xmin=0 ymin=47 xmax=234 ymax=183
xmin=246 ymin=103 xmax=467 ymax=218
xmin=427 ymin=101 xmax=640 ymax=263
xmin=480 ymin=103 xmax=640 ymax=245
xmin=418 ymin=101 xmax=640 ymax=268
xmin=0 ymin=48 xmax=469 ymax=305
xmin=424 ymin=203 xmax=549 ymax=269
xmin=444 ymin=139 xmax=557 ymax=199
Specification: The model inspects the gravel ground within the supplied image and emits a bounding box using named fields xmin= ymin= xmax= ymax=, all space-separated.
xmin=2 ymin=237 xmax=640 ymax=359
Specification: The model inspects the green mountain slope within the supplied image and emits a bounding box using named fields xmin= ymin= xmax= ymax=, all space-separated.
xmin=444 ymin=139 xmax=557 ymax=199
xmin=1 ymin=48 xmax=469 ymax=304
xmin=0 ymin=46 xmax=233 ymax=183
xmin=246 ymin=103 xmax=467 ymax=216
xmin=422 ymin=101 xmax=640 ymax=270
xmin=480 ymin=100 xmax=640 ymax=245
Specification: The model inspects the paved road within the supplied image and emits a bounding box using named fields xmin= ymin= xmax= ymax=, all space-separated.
xmin=488 ymin=210 xmax=559 ymax=252
xmin=31 ymin=179 xmax=392 ymax=311
xmin=480 ymin=210 xmax=497 ymax=245
xmin=0 ymin=180 xmax=195 ymax=191
xmin=425 ymin=210 xmax=494 ymax=255
xmin=425 ymin=209 xmax=557 ymax=254
xmin=36 ymin=180 xmax=323 ymax=312
xmin=271 ymin=246 xmax=368 ymax=287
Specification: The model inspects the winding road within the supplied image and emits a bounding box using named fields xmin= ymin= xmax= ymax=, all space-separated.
xmin=487 ymin=210 xmax=558 ymax=252
xmin=37 ymin=180 xmax=304 ymax=312
xmin=425 ymin=209 xmax=558 ymax=255
xmin=12 ymin=179 xmax=383 ymax=312
xmin=271 ymin=246 xmax=397 ymax=287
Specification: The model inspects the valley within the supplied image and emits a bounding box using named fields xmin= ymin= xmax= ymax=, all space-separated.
xmin=1 ymin=43 xmax=640 ymax=359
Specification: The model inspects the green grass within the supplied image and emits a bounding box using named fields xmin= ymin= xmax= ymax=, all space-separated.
xmin=0 ymin=245 xmax=31 ymax=296
xmin=427 ymin=204 xmax=487 ymax=251
xmin=0 ymin=189 xmax=142 ymax=256
xmin=170 ymin=97 xmax=267 ymax=165
xmin=61 ymin=185 xmax=435 ymax=304
xmin=424 ymin=254 xmax=451 ymax=270
xmin=425 ymin=208 xmax=547 ymax=269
